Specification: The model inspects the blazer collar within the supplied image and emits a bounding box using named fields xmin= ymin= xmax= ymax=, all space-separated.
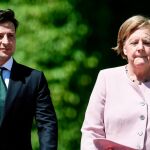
xmin=0 ymin=57 xmax=13 ymax=71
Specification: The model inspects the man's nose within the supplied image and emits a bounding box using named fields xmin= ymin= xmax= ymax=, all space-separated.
xmin=1 ymin=34 xmax=9 ymax=44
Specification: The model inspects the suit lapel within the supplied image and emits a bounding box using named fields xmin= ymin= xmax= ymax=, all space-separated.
xmin=3 ymin=61 xmax=23 ymax=118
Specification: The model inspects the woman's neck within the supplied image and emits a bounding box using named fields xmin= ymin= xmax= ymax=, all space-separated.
xmin=126 ymin=64 xmax=150 ymax=83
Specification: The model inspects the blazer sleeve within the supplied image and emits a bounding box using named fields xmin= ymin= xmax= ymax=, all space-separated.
xmin=35 ymin=72 xmax=58 ymax=150
xmin=81 ymin=70 xmax=106 ymax=150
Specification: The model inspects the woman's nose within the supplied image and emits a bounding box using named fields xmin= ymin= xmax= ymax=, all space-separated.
xmin=136 ymin=41 xmax=144 ymax=52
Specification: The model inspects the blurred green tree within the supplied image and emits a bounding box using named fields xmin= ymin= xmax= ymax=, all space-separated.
xmin=0 ymin=0 xmax=129 ymax=149
xmin=0 ymin=1 xmax=95 ymax=150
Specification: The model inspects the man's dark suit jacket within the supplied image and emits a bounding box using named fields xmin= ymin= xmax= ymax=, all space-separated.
xmin=0 ymin=60 xmax=58 ymax=150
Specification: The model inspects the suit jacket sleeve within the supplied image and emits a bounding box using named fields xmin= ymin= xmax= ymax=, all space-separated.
xmin=35 ymin=72 xmax=58 ymax=150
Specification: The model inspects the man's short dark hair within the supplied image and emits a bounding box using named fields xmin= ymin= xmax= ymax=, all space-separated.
xmin=0 ymin=9 xmax=19 ymax=30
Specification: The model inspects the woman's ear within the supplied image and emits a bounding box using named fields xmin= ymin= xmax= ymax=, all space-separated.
xmin=123 ymin=48 xmax=127 ymax=55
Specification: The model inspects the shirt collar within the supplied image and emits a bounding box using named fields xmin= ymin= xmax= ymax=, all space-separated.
xmin=1 ymin=57 xmax=13 ymax=71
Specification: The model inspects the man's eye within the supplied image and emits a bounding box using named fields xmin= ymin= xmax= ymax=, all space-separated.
xmin=8 ymin=34 xmax=15 ymax=38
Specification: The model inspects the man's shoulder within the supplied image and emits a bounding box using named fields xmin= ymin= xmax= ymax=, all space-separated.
xmin=13 ymin=60 xmax=42 ymax=73
xmin=12 ymin=61 xmax=43 ymax=79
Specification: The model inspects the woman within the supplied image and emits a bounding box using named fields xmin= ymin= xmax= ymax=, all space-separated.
xmin=81 ymin=15 xmax=150 ymax=150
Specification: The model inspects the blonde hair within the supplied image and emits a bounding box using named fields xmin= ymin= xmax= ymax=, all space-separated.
xmin=112 ymin=15 xmax=150 ymax=59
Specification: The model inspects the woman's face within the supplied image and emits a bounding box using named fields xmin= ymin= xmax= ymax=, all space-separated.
xmin=123 ymin=28 xmax=150 ymax=69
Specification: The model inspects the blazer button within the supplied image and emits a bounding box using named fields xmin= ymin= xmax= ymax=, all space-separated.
xmin=137 ymin=131 xmax=143 ymax=136
xmin=140 ymin=101 xmax=145 ymax=106
xmin=140 ymin=115 xmax=145 ymax=120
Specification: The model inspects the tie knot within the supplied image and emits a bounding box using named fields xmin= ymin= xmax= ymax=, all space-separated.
xmin=0 ymin=67 xmax=6 ymax=75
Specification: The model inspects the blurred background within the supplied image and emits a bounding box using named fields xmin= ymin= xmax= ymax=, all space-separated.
xmin=0 ymin=0 xmax=150 ymax=149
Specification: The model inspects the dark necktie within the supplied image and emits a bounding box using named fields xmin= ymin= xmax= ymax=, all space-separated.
xmin=0 ymin=67 xmax=7 ymax=124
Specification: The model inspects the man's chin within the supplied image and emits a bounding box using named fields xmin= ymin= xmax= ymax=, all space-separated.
xmin=0 ymin=56 xmax=10 ymax=64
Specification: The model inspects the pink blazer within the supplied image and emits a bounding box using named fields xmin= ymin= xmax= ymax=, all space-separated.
xmin=81 ymin=65 xmax=150 ymax=150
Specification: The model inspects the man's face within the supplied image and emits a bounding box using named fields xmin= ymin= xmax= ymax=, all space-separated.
xmin=0 ymin=21 xmax=16 ymax=65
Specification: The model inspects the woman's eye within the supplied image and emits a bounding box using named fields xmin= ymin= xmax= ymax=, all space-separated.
xmin=130 ymin=42 xmax=137 ymax=45
xmin=144 ymin=41 xmax=150 ymax=45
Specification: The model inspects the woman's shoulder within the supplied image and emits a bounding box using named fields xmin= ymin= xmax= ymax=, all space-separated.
xmin=98 ymin=65 xmax=126 ymax=77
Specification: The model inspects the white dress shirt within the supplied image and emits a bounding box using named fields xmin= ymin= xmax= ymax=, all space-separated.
xmin=1 ymin=57 xmax=13 ymax=88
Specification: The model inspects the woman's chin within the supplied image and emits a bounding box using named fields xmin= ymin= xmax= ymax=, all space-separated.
xmin=134 ymin=58 xmax=148 ymax=65
xmin=133 ymin=62 xmax=148 ymax=69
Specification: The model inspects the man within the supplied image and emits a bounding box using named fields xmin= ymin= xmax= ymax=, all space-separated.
xmin=0 ymin=9 xmax=58 ymax=150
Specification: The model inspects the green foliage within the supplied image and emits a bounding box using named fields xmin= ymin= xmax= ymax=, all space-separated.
xmin=0 ymin=1 xmax=110 ymax=150
xmin=1 ymin=1 xmax=147 ymax=149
